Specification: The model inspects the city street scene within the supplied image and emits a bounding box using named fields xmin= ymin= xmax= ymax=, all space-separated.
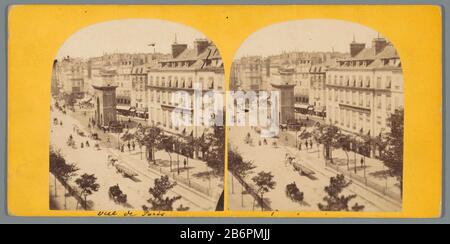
xmin=228 ymin=20 xmax=403 ymax=212
xmin=49 ymin=19 xmax=225 ymax=211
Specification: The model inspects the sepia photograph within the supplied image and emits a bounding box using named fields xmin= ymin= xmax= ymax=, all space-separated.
xmin=227 ymin=19 xmax=404 ymax=212
xmin=49 ymin=19 xmax=225 ymax=211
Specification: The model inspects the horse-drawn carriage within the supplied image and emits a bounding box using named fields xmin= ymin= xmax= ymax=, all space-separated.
xmin=108 ymin=184 xmax=127 ymax=204
xmin=115 ymin=163 xmax=138 ymax=178
xmin=285 ymin=182 xmax=304 ymax=202
xmin=292 ymin=162 xmax=315 ymax=177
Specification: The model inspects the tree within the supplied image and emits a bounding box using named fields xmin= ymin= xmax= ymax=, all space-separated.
xmin=121 ymin=131 xmax=135 ymax=143
xmin=335 ymin=134 xmax=352 ymax=170
xmin=136 ymin=125 xmax=162 ymax=162
xmin=157 ymin=135 xmax=176 ymax=172
xmin=318 ymin=174 xmax=364 ymax=211
xmin=203 ymin=125 xmax=225 ymax=177
xmin=143 ymin=175 xmax=181 ymax=211
xmin=379 ymin=109 xmax=404 ymax=197
xmin=314 ymin=123 xmax=340 ymax=163
xmin=50 ymin=148 xmax=79 ymax=208
xmin=50 ymin=149 xmax=66 ymax=197
xmin=251 ymin=171 xmax=276 ymax=211
xmin=58 ymin=162 xmax=79 ymax=209
xmin=228 ymin=148 xmax=255 ymax=196
xmin=75 ymin=173 xmax=100 ymax=210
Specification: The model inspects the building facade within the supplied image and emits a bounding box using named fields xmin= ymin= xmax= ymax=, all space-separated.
xmin=325 ymin=37 xmax=403 ymax=136
xmin=147 ymin=39 xmax=224 ymax=138
xmin=131 ymin=64 xmax=149 ymax=118
xmin=57 ymin=56 xmax=87 ymax=101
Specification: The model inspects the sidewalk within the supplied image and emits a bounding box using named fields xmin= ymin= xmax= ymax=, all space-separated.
xmin=67 ymin=106 xmax=223 ymax=203
xmin=51 ymin=105 xmax=218 ymax=211
xmin=49 ymin=173 xmax=80 ymax=210
xmin=279 ymin=129 xmax=401 ymax=201
xmin=227 ymin=173 xmax=261 ymax=211
xmin=117 ymin=149 xmax=223 ymax=202
xmin=229 ymin=125 xmax=401 ymax=212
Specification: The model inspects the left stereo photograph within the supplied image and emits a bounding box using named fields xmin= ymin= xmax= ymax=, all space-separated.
xmin=49 ymin=19 xmax=226 ymax=212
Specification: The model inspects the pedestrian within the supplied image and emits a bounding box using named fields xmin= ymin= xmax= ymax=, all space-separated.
xmin=132 ymin=141 xmax=136 ymax=151
xmin=127 ymin=142 xmax=131 ymax=151
xmin=184 ymin=158 xmax=187 ymax=168
xmin=299 ymin=142 xmax=302 ymax=150
xmin=121 ymin=145 xmax=124 ymax=152
xmin=310 ymin=140 xmax=313 ymax=149
xmin=60 ymin=121 xmax=63 ymax=126
xmin=81 ymin=142 xmax=84 ymax=148
xmin=86 ymin=141 xmax=90 ymax=147
xmin=360 ymin=157 xmax=364 ymax=168
xmin=305 ymin=140 xmax=309 ymax=149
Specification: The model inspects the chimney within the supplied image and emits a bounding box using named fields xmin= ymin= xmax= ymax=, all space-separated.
xmin=194 ymin=39 xmax=209 ymax=55
xmin=350 ymin=41 xmax=366 ymax=57
xmin=171 ymin=43 xmax=188 ymax=58
xmin=372 ymin=37 xmax=388 ymax=55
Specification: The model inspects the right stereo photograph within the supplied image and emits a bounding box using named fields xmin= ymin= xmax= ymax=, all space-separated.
xmin=227 ymin=19 xmax=403 ymax=212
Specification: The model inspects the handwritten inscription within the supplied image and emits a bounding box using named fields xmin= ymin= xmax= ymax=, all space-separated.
xmin=97 ymin=211 xmax=166 ymax=217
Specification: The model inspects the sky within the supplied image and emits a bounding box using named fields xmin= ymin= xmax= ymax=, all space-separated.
xmin=56 ymin=19 xmax=207 ymax=59
xmin=234 ymin=19 xmax=381 ymax=59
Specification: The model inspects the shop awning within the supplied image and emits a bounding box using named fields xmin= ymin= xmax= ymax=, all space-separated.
xmin=117 ymin=105 xmax=131 ymax=111
xmin=295 ymin=103 xmax=310 ymax=109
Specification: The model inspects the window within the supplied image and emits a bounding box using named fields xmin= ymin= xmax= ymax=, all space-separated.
xmin=376 ymin=76 xmax=382 ymax=89
xmin=386 ymin=95 xmax=392 ymax=111
xmin=366 ymin=76 xmax=371 ymax=88
xmin=366 ymin=93 xmax=371 ymax=108
xmin=188 ymin=77 xmax=193 ymax=88
xmin=208 ymin=77 xmax=214 ymax=89
xmin=346 ymin=110 xmax=350 ymax=128
xmin=377 ymin=95 xmax=382 ymax=109
xmin=386 ymin=76 xmax=392 ymax=89
xmin=359 ymin=92 xmax=363 ymax=106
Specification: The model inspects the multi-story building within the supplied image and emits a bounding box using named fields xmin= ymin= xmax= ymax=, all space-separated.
xmin=309 ymin=64 xmax=327 ymax=117
xmin=231 ymin=56 xmax=264 ymax=91
xmin=147 ymin=39 xmax=224 ymax=138
xmin=57 ymin=56 xmax=87 ymax=103
xmin=325 ymin=37 xmax=403 ymax=136
xmin=131 ymin=64 xmax=149 ymax=118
